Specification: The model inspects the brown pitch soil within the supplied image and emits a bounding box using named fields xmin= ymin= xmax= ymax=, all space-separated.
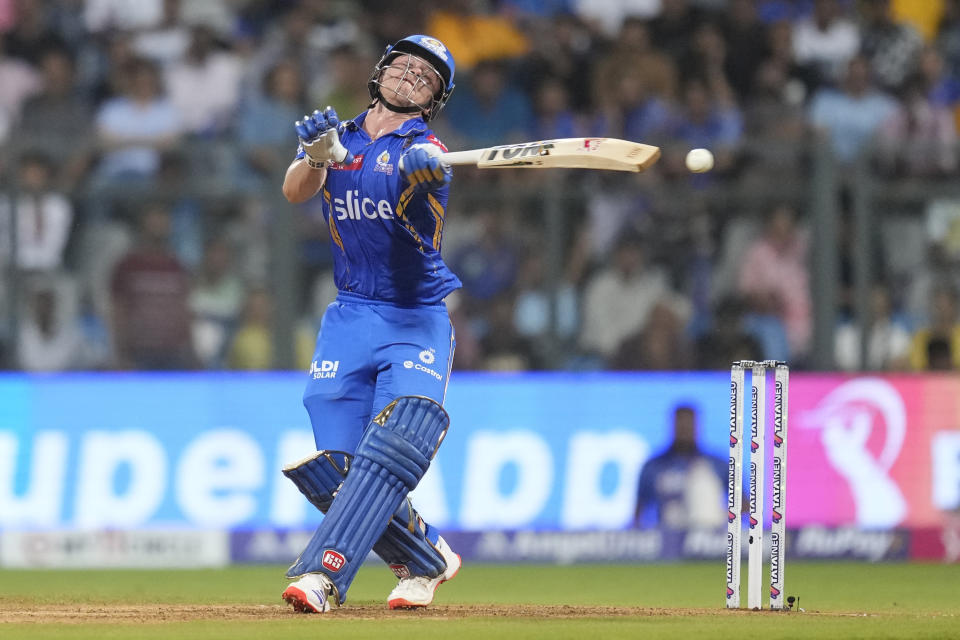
xmin=0 ymin=603 xmax=778 ymax=624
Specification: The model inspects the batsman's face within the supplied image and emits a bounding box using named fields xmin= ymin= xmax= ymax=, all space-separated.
xmin=380 ymin=54 xmax=442 ymax=109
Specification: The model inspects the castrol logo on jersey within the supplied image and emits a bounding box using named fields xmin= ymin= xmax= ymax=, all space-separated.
xmin=333 ymin=190 xmax=395 ymax=221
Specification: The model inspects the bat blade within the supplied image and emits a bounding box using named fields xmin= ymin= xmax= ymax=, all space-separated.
xmin=442 ymin=138 xmax=661 ymax=172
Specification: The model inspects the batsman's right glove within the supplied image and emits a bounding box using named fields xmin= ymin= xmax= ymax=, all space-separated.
xmin=295 ymin=106 xmax=354 ymax=169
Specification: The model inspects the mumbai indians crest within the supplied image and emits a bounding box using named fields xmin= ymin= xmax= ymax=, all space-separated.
xmin=374 ymin=150 xmax=393 ymax=175
xmin=417 ymin=37 xmax=448 ymax=60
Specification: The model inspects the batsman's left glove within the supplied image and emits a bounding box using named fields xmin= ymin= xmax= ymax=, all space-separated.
xmin=295 ymin=106 xmax=353 ymax=169
xmin=399 ymin=145 xmax=452 ymax=191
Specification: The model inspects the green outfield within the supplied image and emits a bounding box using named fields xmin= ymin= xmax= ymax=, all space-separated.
xmin=1 ymin=563 xmax=958 ymax=639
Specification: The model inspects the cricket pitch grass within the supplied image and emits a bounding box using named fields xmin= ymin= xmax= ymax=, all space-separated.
xmin=1 ymin=562 xmax=958 ymax=639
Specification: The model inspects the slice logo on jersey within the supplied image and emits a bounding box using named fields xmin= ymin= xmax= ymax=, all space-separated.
xmin=419 ymin=349 xmax=436 ymax=365
xmin=311 ymin=360 xmax=339 ymax=379
xmin=333 ymin=190 xmax=395 ymax=221
xmin=389 ymin=564 xmax=411 ymax=579
xmin=374 ymin=150 xmax=394 ymax=175
xmin=330 ymin=154 xmax=364 ymax=171
xmin=321 ymin=549 xmax=346 ymax=572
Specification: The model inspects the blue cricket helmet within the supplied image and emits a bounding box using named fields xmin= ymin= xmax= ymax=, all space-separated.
xmin=368 ymin=34 xmax=456 ymax=121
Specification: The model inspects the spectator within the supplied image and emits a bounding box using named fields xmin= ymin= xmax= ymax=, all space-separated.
xmin=131 ymin=0 xmax=191 ymax=66
xmin=93 ymin=57 xmax=182 ymax=183
xmin=633 ymin=405 xmax=728 ymax=529
xmin=694 ymin=296 xmax=764 ymax=370
xmin=835 ymin=283 xmax=911 ymax=371
xmin=0 ymin=152 xmax=74 ymax=272
xmin=227 ymin=287 xmax=274 ymax=370
xmin=578 ymin=233 xmax=674 ymax=362
xmin=909 ymin=284 xmax=960 ymax=370
xmin=859 ymin=0 xmax=924 ymax=93
xmin=164 ymin=25 xmax=242 ymax=137
xmin=244 ymin=1 xmax=358 ymax=105
xmin=742 ymin=44 xmax=810 ymax=188
xmin=480 ymin=294 xmax=538 ymax=371
xmin=189 ymin=237 xmax=245 ymax=369
xmin=84 ymin=0 xmax=163 ymax=33
xmin=530 ymin=76 xmax=583 ymax=140
xmin=110 ymin=204 xmax=194 ymax=369
xmin=513 ymin=248 xmax=579 ymax=348
xmin=0 ymin=33 xmax=41 ymax=143
xmin=919 ymin=45 xmax=960 ymax=115
xmin=737 ymin=203 xmax=812 ymax=361
xmin=721 ymin=0 xmax=771 ymax=101
xmin=592 ymin=17 xmax=678 ymax=104
xmin=792 ymin=0 xmax=861 ymax=86
xmin=311 ymin=47 xmax=376 ymax=121
xmin=663 ymin=76 xmax=743 ymax=178
xmin=425 ymin=0 xmax=530 ymax=72
xmin=574 ymin=0 xmax=662 ymax=39
xmin=648 ymin=0 xmax=708 ymax=64
xmin=593 ymin=66 xmax=674 ymax=144
xmin=16 ymin=46 xmax=95 ymax=186
xmin=808 ymin=54 xmax=899 ymax=165
xmin=515 ymin=13 xmax=596 ymax=113
xmin=3 ymin=0 xmax=68 ymax=64
xmin=877 ymin=74 xmax=958 ymax=178
xmin=448 ymin=207 xmax=520 ymax=329
xmin=439 ymin=59 xmax=534 ymax=149
xmin=678 ymin=21 xmax=735 ymax=97
xmin=612 ymin=299 xmax=692 ymax=370
xmin=891 ymin=0 xmax=946 ymax=42
xmin=237 ymin=58 xmax=306 ymax=182
xmin=937 ymin=0 xmax=960 ymax=77
xmin=17 ymin=277 xmax=97 ymax=372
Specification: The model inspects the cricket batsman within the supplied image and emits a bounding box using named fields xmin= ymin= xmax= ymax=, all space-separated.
xmin=278 ymin=35 xmax=462 ymax=613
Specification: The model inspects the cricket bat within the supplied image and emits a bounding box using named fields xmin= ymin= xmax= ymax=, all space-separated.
xmin=441 ymin=137 xmax=661 ymax=172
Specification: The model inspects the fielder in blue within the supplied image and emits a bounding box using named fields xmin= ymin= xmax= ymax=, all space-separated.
xmin=279 ymin=35 xmax=462 ymax=613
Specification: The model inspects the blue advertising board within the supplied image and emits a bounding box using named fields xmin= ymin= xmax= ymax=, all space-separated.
xmin=0 ymin=372 xmax=732 ymax=532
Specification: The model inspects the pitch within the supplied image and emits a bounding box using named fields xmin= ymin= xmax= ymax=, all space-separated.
xmin=1 ymin=563 xmax=958 ymax=638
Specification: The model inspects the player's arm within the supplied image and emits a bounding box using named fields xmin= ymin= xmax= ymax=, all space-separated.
xmin=281 ymin=107 xmax=353 ymax=204
xmin=282 ymin=158 xmax=327 ymax=204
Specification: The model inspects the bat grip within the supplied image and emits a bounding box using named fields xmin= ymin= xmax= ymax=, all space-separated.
xmin=439 ymin=150 xmax=482 ymax=166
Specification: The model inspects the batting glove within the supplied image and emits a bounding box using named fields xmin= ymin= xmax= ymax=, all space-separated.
xmin=399 ymin=145 xmax=452 ymax=191
xmin=295 ymin=106 xmax=353 ymax=169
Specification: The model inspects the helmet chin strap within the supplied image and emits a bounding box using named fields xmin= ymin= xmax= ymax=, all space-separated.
xmin=374 ymin=88 xmax=425 ymax=116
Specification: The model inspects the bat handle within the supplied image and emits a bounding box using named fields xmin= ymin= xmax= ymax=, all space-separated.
xmin=398 ymin=154 xmax=463 ymax=172
xmin=439 ymin=150 xmax=482 ymax=166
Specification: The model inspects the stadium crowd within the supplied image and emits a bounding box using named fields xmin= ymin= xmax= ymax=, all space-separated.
xmin=2 ymin=0 xmax=960 ymax=373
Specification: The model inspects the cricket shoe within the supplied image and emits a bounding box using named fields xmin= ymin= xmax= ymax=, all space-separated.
xmin=282 ymin=572 xmax=337 ymax=613
xmin=387 ymin=535 xmax=461 ymax=609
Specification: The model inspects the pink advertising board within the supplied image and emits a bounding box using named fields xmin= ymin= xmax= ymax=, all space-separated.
xmin=788 ymin=375 xmax=960 ymax=529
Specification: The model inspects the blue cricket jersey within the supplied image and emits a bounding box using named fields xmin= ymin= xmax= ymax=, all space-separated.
xmin=296 ymin=111 xmax=462 ymax=305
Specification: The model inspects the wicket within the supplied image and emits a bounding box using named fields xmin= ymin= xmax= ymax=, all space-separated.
xmin=725 ymin=360 xmax=789 ymax=610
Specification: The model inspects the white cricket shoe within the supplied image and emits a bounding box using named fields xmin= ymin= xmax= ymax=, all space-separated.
xmin=282 ymin=572 xmax=337 ymax=613
xmin=387 ymin=535 xmax=461 ymax=609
